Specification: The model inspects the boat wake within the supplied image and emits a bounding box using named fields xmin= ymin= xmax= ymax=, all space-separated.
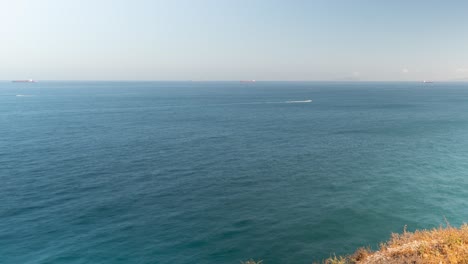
xmin=285 ymin=100 xmax=312 ymax=103
xmin=93 ymin=99 xmax=314 ymax=110
xmin=206 ymin=100 xmax=313 ymax=106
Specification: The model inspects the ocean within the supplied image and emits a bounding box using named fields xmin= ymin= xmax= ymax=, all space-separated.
xmin=1 ymin=81 xmax=468 ymax=264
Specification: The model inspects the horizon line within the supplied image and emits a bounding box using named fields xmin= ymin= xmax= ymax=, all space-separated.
xmin=2 ymin=80 xmax=467 ymax=83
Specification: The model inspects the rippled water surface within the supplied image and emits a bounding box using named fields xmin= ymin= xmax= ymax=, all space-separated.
xmin=1 ymin=81 xmax=468 ymax=263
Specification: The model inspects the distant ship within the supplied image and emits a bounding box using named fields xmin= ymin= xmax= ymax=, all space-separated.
xmin=423 ymin=80 xmax=433 ymax=84
xmin=12 ymin=79 xmax=36 ymax=83
xmin=240 ymin=80 xmax=256 ymax=83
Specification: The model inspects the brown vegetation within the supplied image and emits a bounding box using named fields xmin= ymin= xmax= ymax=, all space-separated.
xmin=324 ymin=223 xmax=468 ymax=264
xmin=243 ymin=224 xmax=468 ymax=264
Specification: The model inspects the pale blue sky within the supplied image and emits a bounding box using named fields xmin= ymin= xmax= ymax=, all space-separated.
xmin=2 ymin=0 xmax=468 ymax=81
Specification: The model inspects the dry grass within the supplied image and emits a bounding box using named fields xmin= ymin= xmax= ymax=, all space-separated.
xmin=324 ymin=223 xmax=468 ymax=264
xmin=243 ymin=224 xmax=468 ymax=263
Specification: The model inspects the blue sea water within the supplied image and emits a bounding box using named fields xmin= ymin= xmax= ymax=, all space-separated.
xmin=1 ymin=81 xmax=468 ymax=264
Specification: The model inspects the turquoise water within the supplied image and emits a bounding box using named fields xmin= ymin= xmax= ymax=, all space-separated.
xmin=1 ymin=81 xmax=468 ymax=263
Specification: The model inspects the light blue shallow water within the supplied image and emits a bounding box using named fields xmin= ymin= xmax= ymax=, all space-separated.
xmin=1 ymin=81 xmax=468 ymax=263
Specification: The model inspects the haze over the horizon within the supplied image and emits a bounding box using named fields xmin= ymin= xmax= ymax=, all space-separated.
xmin=2 ymin=0 xmax=468 ymax=81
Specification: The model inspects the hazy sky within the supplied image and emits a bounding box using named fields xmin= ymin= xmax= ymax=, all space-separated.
xmin=2 ymin=0 xmax=468 ymax=81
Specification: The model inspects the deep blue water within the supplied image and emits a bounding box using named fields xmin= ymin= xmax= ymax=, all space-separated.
xmin=1 ymin=81 xmax=468 ymax=264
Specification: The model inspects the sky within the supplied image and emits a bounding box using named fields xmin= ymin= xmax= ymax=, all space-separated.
xmin=1 ymin=0 xmax=468 ymax=81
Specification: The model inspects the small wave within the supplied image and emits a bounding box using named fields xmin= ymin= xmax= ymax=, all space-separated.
xmin=16 ymin=94 xmax=33 ymax=97
xmin=285 ymin=100 xmax=312 ymax=103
